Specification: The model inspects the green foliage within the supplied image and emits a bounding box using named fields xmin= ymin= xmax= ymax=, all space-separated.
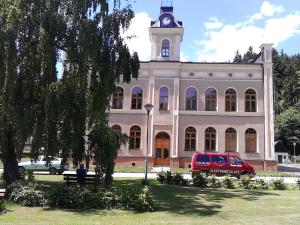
xmin=251 ymin=179 xmax=269 ymax=190
xmin=221 ymin=176 xmax=236 ymax=189
xmin=233 ymin=50 xmax=242 ymax=63
xmin=297 ymin=178 xmax=300 ymax=190
xmin=238 ymin=175 xmax=252 ymax=189
xmin=275 ymin=107 xmax=300 ymax=149
xmin=193 ymin=173 xmax=208 ymax=188
xmin=49 ymin=185 xmax=154 ymax=212
xmin=0 ymin=0 xmax=140 ymax=185
xmin=270 ymin=178 xmax=287 ymax=190
xmin=6 ymin=181 xmax=47 ymax=207
xmin=157 ymin=171 xmax=188 ymax=186
xmin=207 ymin=175 xmax=222 ymax=189
xmin=0 ymin=200 xmax=5 ymax=212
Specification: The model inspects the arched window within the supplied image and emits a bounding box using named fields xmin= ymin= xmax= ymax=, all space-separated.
xmin=112 ymin=125 xmax=122 ymax=133
xmin=225 ymin=89 xmax=237 ymax=112
xmin=161 ymin=39 xmax=170 ymax=57
xmin=185 ymin=87 xmax=197 ymax=110
xmin=129 ymin=126 xmax=141 ymax=149
xmin=185 ymin=126 xmax=196 ymax=151
xmin=112 ymin=86 xmax=124 ymax=109
xmin=205 ymin=88 xmax=217 ymax=111
xmin=205 ymin=127 xmax=216 ymax=151
xmin=245 ymin=128 xmax=257 ymax=153
xmin=131 ymin=86 xmax=143 ymax=109
xmin=159 ymin=86 xmax=169 ymax=110
xmin=225 ymin=128 xmax=237 ymax=152
xmin=245 ymin=89 xmax=256 ymax=112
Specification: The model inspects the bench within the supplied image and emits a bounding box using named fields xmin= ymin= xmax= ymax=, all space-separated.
xmin=0 ymin=189 xmax=6 ymax=201
xmin=63 ymin=173 xmax=98 ymax=186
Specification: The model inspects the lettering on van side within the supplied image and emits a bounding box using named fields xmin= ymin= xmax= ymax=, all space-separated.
xmin=209 ymin=169 xmax=240 ymax=174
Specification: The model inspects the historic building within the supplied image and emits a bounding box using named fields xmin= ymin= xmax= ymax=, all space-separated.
xmin=109 ymin=5 xmax=276 ymax=170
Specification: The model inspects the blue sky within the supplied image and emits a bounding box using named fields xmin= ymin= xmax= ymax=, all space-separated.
xmin=123 ymin=0 xmax=300 ymax=62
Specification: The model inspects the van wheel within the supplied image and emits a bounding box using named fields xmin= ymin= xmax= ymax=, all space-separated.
xmin=49 ymin=167 xmax=57 ymax=175
xmin=241 ymin=171 xmax=250 ymax=176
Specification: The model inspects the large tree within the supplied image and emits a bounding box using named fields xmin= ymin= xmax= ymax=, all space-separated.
xmin=0 ymin=0 xmax=139 ymax=184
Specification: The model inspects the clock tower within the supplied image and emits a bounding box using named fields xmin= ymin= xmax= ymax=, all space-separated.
xmin=149 ymin=5 xmax=184 ymax=61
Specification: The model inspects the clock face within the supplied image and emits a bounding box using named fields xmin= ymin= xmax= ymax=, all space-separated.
xmin=162 ymin=17 xmax=171 ymax=25
xmin=160 ymin=14 xmax=173 ymax=27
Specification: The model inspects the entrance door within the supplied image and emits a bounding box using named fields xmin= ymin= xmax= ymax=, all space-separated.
xmin=155 ymin=132 xmax=170 ymax=166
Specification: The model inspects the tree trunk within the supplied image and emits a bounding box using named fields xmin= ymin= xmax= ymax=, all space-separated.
xmin=2 ymin=126 xmax=20 ymax=185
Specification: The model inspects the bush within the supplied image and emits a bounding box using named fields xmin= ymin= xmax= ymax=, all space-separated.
xmin=270 ymin=178 xmax=287 ymax=190
xmin=238 ymin=175 xmax=252 ymax=189
xmin=7 ymin=181 xmax=47 ymax=207
xmin=0 ymin=200 xmax=6 ymax=212
xmin=157 ymin=171 xmax=188 ymax=186
xmin=49 ymin=185 xmax=103 ymax=209
xmin=157 ymin=171 xmax=166 ymax=184
xmin=207 ymin=175 xmax=222 ymax=189
xmin=49 ymin=185 xmax=154 ymax=212
xmin=193 ymin=173 xmax=208 ymax=188
xmin=297 ymin=179 xmax=300 ymax=190
xmin=252 ymin=179 xmax=269 ymax=190
xmin=221 ymin=176 xmax=236 ymax=189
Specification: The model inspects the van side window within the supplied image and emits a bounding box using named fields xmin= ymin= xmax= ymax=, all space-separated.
xmin=230 ymin=156 xmax=242 ymax=165
xmin=211 ymin=155 xmax=227 ymax=163
xmin=196 ymin=155 xmax=209 ymax=163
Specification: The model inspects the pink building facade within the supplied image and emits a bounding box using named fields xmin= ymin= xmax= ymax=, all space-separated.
xmin=109 ymin=6 xmax=276 ymax=170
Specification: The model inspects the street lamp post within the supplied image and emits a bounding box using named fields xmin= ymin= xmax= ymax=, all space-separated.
xmin=293 ymin=142 xmax=296 ymax=163
xmin=144 ymin=103 xmax=153 ymax=181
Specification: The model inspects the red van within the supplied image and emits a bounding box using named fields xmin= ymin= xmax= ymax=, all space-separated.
xmin=191 ymin=152 xmax=255 ymax=177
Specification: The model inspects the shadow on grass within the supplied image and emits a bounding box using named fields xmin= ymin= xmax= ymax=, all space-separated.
xmin=150 ymin=183 xmax=279 ymax=216
xmin=36 ymin=178 xmax=280 ymax=217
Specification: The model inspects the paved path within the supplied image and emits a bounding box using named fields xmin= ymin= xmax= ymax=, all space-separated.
xmin=1 ymin=169 xmax=299 ymax=183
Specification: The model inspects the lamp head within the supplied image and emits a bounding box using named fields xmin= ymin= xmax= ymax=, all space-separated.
xmin=144 ymin=103 xmax=153 ymax=113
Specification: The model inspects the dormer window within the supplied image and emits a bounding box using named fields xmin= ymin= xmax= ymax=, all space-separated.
xmin=161 ymin=39 xmax=170 ymax=57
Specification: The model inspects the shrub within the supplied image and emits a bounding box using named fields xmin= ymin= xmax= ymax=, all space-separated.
xmin=252 ymin=179 xmax=269 ymax=190
xmin=193 ymin=173 xmax=208 ymax=188
xmin=0 ymin=200 xmax=5 ymax=212
xmin=207 ymin=175 xmax=222 ymax=189
xmin=157 ymin=171 xmax=188 ymax=186
xmin=221 ymin=175 xmax=236 ymax=189
xmin=134 ymin=186 xmax=154 ymax=212
xmin=157 ymin=171 xmax=166 ymax=184
xmin=165 ymin=171 xmax=174 ymax=184
xmin=7 ymin=181 xmax=47 ymax=207
xmin=270 ymin=178 xmax=287 ymax=190
xmin=49 ymin=185 xmax=102 ymax=209
xmin=297 ymin=179 xmax=300 ymax=190
xmin=48 ymin=185 xmax=154 ymax=212
xmin=238 ymin=175 xmax=252 ymax=189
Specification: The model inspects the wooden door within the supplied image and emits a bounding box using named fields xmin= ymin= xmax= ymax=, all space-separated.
xmin=155 ymin=135 xmax=170 ymax=166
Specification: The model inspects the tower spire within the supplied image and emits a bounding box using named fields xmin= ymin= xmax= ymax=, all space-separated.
xmin=161 ymin=0 xmax=173 ymax=7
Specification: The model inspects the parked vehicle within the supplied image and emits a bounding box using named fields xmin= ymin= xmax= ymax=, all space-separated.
xmin=18 ymin=156 xmax=68 ymax=175
xmin=191 ymin=152 xmax=255 ymax=177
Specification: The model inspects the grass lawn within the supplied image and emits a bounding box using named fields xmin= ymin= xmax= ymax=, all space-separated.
xmin=0 ymin=175 xmax=299 ymax=225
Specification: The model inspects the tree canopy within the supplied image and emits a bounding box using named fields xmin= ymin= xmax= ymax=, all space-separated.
xmin=0 ymin=0 xmax=139 ymax=184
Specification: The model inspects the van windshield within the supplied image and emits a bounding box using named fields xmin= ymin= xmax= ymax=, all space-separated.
xmin=230 ymin=156 xmax=242 ymax=165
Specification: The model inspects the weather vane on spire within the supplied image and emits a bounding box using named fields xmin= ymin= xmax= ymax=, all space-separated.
xmin=161 ymin=0 xmax=173 ymax=7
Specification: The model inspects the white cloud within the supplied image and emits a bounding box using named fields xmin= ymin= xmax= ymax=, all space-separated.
xmin=260 ymin=1 xmax=284 ymax=17
xmin=204 ymin=17 xmax=223 ymax=30
xmin=123 ymin=12 xmax=152 ymax=61
xmin=248 ymin=1 xmax=285 ymax=24
xmin=196 ymin=2 xmax=299 ymax=62
xmin=180 ymin=52 xmax=190 ymax=62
